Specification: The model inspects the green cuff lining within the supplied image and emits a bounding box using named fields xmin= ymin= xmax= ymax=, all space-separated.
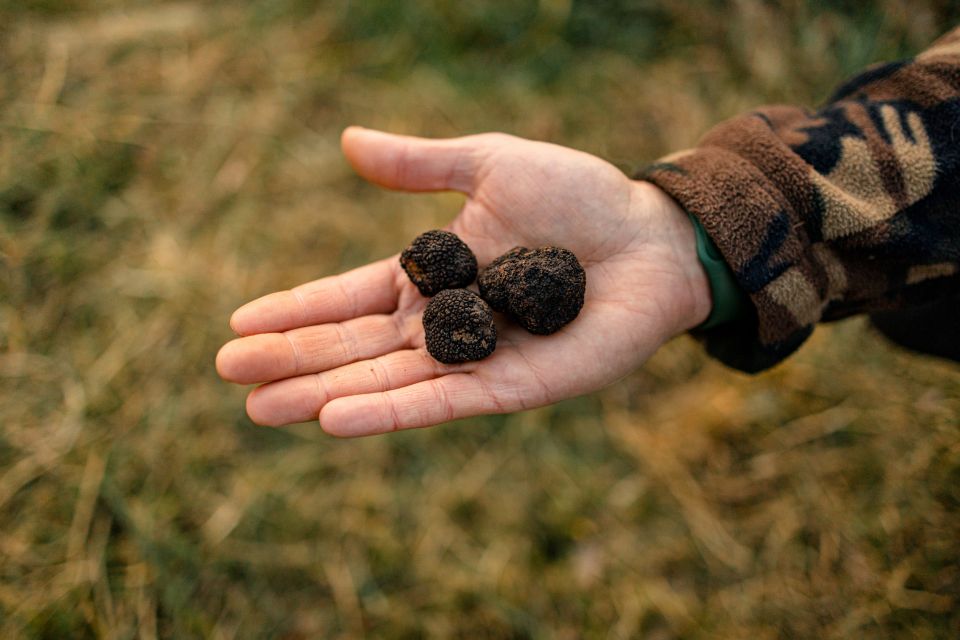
xmin=688 ymin=213 xmax=749 ymax=330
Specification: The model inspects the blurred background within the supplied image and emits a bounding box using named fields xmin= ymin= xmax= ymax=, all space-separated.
xmin=2 ymin=1 xmax=959 ymax=637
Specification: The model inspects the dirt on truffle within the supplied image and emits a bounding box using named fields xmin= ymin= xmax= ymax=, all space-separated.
xmin=423 ymin=289 xmax=497 ymax=363
xmin=400 ymin=230 xmax=478 ymax=296
xmin=478 ymin=246 xmax=586 ymax=335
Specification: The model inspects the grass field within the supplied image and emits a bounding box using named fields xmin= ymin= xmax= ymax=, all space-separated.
xmin=2 ymin=1 xmax=959 ymax=637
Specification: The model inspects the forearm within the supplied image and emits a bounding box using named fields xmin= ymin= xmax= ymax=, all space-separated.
xmin=643 ymin=26 xmax=960 ymax=372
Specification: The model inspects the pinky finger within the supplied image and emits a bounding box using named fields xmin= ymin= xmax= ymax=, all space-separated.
xmin=319 ymin=374 xmax=505 ymax=437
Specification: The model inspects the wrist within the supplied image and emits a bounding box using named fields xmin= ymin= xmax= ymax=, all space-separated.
xmin=630 ymin=181 xmax=712 ymax=334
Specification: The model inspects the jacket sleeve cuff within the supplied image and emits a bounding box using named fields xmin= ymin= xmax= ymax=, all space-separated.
xmin=686 ymin=211 xmax=750 ymax=330
xmin=641 ymin=145 xmax=819 ymax=373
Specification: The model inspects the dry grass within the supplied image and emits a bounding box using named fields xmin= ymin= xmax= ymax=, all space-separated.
xmin=1 ymin=1 xmax=959 ymax=637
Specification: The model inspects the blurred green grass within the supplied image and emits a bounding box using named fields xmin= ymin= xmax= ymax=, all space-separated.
xmin=1 ymin=1 xmax=959 ymax=637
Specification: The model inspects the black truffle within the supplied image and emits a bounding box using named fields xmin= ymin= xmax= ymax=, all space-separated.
xmin=478 ymin=246 xmax=586 ymax=335
xmin=423 ymin=289 xmax=497 ymax=364
xmin=400 ymin=230 xmax=478 ymax=296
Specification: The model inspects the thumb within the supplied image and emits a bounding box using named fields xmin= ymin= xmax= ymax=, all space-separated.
xmin=341 ymin=126 xmax=492 ymax=195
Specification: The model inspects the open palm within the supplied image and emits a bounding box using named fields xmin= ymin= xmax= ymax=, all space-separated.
xmin=216 ymin=128 xmax=709 ymax=436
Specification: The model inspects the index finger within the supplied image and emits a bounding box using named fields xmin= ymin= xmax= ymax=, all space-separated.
xmin=230 ymin=257 xmax=400 ymax=336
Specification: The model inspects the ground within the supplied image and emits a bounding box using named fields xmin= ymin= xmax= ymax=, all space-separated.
xmin=1 ymin=1 xmax=958 ymax=637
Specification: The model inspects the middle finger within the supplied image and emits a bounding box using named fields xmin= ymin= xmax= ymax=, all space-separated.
xmin=216 ymin=313 xmax=416 ymax=384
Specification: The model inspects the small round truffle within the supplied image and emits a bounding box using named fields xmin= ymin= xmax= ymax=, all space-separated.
xmin=400 ymin=230 xmax=478 ymax=296
xmin=478 ymin=246 xmax=586 ymax=335
xmin=423 ymin=289 xmax=497 ymax=364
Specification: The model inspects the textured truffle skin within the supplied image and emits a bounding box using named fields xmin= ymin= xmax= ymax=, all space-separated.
xmin=423 ymin=289 xmax=497 ymax=364
xmin=478 ymin=246 xmax=586 ymax=335
xmin=400 ymin=230 xmax=478 ymax=296
xmin=477 ymin=246 xmax=529 ymax=312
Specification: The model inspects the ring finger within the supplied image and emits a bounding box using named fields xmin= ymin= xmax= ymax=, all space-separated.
xmin=244 ymin=348 xmax=456 ymax=426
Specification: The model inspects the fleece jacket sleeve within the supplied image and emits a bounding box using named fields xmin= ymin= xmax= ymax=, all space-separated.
xmin=642 ymin=26 xmax=960 ymax=373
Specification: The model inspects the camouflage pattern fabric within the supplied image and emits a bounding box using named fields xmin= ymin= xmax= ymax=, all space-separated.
xmin=643 ymin=26 xmax=960 ymax=373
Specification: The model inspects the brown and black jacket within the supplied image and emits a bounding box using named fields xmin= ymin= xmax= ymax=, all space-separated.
xmin=644 ymin=26 xmax=960 ymax=372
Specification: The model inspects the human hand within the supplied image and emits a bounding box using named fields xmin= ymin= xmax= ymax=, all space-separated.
xmin=216 ymin=127 xmax=710 ymax=436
